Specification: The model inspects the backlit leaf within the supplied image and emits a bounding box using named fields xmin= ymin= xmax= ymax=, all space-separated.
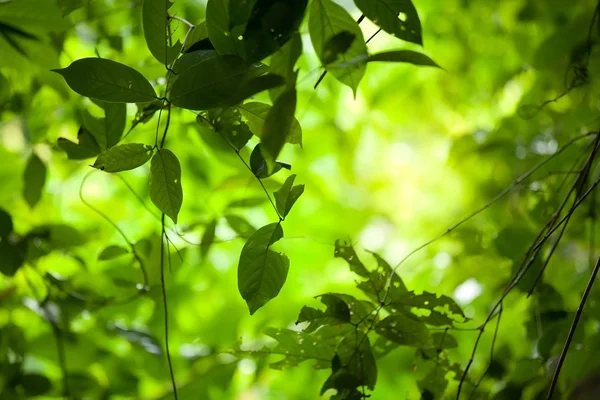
xmin=296 ymin=293 xmax=351 ymax=332
xmin=22 ymin=153 xmax=46 ymax=208
xmin=150 ymin=149 xmax=183 ymax=224
xmin=238 ymin=102 xmax=302 ymax=146
xmin=142 ymin=0 xmax=181 ymax=65
xmin=261 ymin=88 xmax=297 ymax=165
xmin=375 ymin=314 xmax=432 ymax=348
xmin=354 ymin=0 xmax=422 ymax=45
xmin=273 ymin=174 xmax=304 ymax=218
xmin=92 ymin=143 xmax=154 ymax=173
xmin=224 ymin=215 xmax=256 ymax=238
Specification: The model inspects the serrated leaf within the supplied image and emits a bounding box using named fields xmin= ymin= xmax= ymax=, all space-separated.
xmin=58 ymin=127 xmax=101 ymax=160
xmin=92 ymin=143 xmax=154 ymax=173
xmin=269 ymin=32 xmax=302 ymax=101
xmin=81 ymin=102 xmax=126 ymax=149
xmin=98 ymin=245 xmax=130 ymax=260
xmin=22 ymin=153 xmax=46 ymax=208
xmin=53 ymin=58 xmax=158 ymax=103
xmin=354 ymin=0 xmax=422 ymax=45
xmin=375 ymin=314 xmax=432 ymax=348
xmin=149 ymin=149 xmax=183 ymax=224
xmin=224 ymin=215 xmax=256 ymax=238
xmin=142 ymin=0 xmax=182 ymax=65
xmin=368 ymin=50 xmax=442 ymax=68
xmin=238 ymin=102 xmax=302 ymax=146
xmin=273 ymin=174 xmax=304 ymax=217
xmin=201 ymin=219 xmax=217 ymax=260
xmin=238 ymin=223 xmax=289 ymax=314
xmin=168 ymin=52 xmax=266 ymax=110
xmin=309 ymin=0 xmax=367 ymax=93
xmin=0 ymin=208 xmax=12 ymax=238
xmin=261 ymin=88 xmax=297 ymax=165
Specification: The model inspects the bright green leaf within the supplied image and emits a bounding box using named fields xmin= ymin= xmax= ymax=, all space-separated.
xmin=53 ymin=58 xmax=158 ymax=103
xmin=22 ymin=153 xmax=46 ymax=208
xmin=273 ymin=174 xmax=304 ymax=218
xmin=142 ymin=0 xmax=182 ymax=65
xmin=92 ymin=143 xmax=154 ymax=173
xmin=354 ymin=0 xmax=422 ymax=45
xmin=149 ymin=149 xmax=183 ymax=224
xmin=98 ymin=245 xmax=130 ymax=260
xmin=238 ymin=223 xmax=289 ymax=314
xmin=238 ymin=102 xmax=302 ymax=146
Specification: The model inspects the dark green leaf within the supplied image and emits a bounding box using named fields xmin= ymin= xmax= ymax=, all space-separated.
xmin=57 ymin=126 xmax=101 ymax=160
xmin=417 ymin=368 xmax=448 ymax=400
xmin=238 ymin=223 xmax=289 ymax=314
xmin=0 ymin=239 xmax=25 ymax=276
xmin=211 ymin=107 xmax=253 ymax=150
xmin=388 ymin=291 xmax=466 ymax=322
xmin=269 ymin=32 xmax=302 ymax=101
xmin=19 ymin=374 xmax=52 ymax=397
xmin=250 ymin=143 xmax=291 ymax=178
xmin=309 ymin=0 xmax=367 ymax=93
xmin=183 ymin=22 xmax=209 ymax=53
xmin=296 ymin=293 xmax=351 ymax=332
xmin=201 ymin=219 xmax=217 ymax=260
xmin=0 ymin=71 xmax=10 ymax=105
xmin=150 ymin=149 xmax=183 ymax=224
xmin=98 ymin=245 xmax=130 ymax=260
xmin=92 ymin=143 xmax=154 ymax=173
xmin=431 ymin=333 xmax=457 ymax=349
xmin=375 ymin=314 xmax=432 ymax=348
xmin=323 ymin=31 xmax=356 ymax=65
xmin=0 ymin=208 xmax=12 ymax=238
xmin=368 ymin=50 xmax=442 ymax=69
xmin=334 ymin=240 xmax=370 ymax=278
xmin=205 ymin=0 xmax=240 ymax=56
xmin=261 ymin=88 xmax=297 ymax=165
xmin=81 ymin=101 xmax=127 ymax=149
xmin=354 ymin=0 xmax=422 ymax=45
xmin=238 ymin=102 xmax=302 ymax=146
xmin=273 ymin=174 xmax=304 ymax=217
xmin=53 ymin=58 xmax=158 ymax=103
xmin=168 ymin=53 xmax=266 ymax=110
xmin=0 ymin=0 xmax=67 ymax=31
xmin=172 ymin=49 xmax=216 ymax=75
xmin=59 ymin=0 xmax=84 ymax=17
xmin=224 ymin=215 xmax=256 ymax=238
xmin=22 ymin=153 xmax=46 ymax=208
xmin=334 ymin=333 xmax=377 ymax=390
xmin=142 ymin=0 xmax=182 ymax=65
xmin=114 ymin=326 xmax=162 ymax=355
xmin=228 ymin=73 xmax=285 ymax=106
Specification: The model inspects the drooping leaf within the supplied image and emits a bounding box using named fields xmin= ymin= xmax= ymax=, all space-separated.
xmin=22 ymin=153 xmax=46 ymax=208
xmin=201 ymin=219 xmax=217 ymax=260
xmin=309 ymin=0 xmax=367 ymax=93
xmin=273 ymin=174 xmax=304 ymax=218
xmin=149 ymin=149 xmax=183 ymax=224
xmin=0 ymin=208 xmax=12 ymax=238
xmin=98 ymin=245 xmax=130 ymax=261
xmin=375 ymin=314 xmax=432 ymax=348
xmin=368 ymin=50 xmax=442 ymax=68
xmin=211 ymin=107 xmax=253 ymax=150
xmin=238 ymin=102 xmax=302 ymax=146
xmin=52 ymin=58 xmax=158 ymax=103
xmin=92 ymin=143 xmax=154 ymax=173
xmin=224 ymin=215 xmax=256 ymax=238
xmin=81 ymin=101 xmax=126 ymax=149
xmin=269 ymin=32 xmax=302 ymax=101
xmin=142 ymin=0 xmax=182 ymax=65
xmin=168 ymin=53 xmax=267 ymax=110
xmin=238 ymin=223 xmax=289 ymax=314
xmin=57 ymin=126 xmax=101 ymax=160
xmin=261 ymin=88 xmax=297 ymax=165
xmin=250 ymin=143 xmax=291 ymax=178
xmin=354 ymin=0 xmax=422 ymax=45
xmin=296 ymin=293 xmax=351 ymax=332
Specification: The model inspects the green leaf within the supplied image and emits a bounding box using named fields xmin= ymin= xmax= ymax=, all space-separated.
xmin=261 ymin=88 xmax=297 ymax=165
xmin=92 ymin=143 xmax=154 ymax=173
xmin=168 ymin=53 xmax=267 ymax=110
xmin=273 ymin=174 xmax=304 ymax=217
xmin=227 ymin=196 xmax=268 ymax=209
xmin=309 ymin=0 xmax=367 ymax=93
xmin=0 ymin=71 xmax=10 ymax=105
xmin=57 ymin=127 xmax=101 ymax=160
xmin=296 ymin=293 xmax=351 ymax=332
xmin=250 ymin=143 xmax=291 ymax=178
xmin=201 ymin=219 xmax=217 ymax=260
xmin=52 ymin=58 xmax=158 ymax=103
xmin=59 ymin=0 xmax=85 ymax=17
xmin=150 ymin=149 xmax=183 ymax=224
xmin=417 ymin=368 xmax=448 ymax=400
xmin=98 ymin=245 xmax=130 ymax=260
xmin=224 ymin=215 xmax=256 ymax=238
xmin=238 ymin=102 xmax=302 ymax=146
xmin=142 ymin=0 xmax=182 ymax=65
xmin=205 ymin=0 xmax=239 ymax=56
xmin=183 ymin=22 xmax=208 ymax=53
xmin=228 ymin=74 xmax=286 ymax=106
xmin=269 ymin=32 xmax=302 ymax=102
xmin=19 ymin=374 xmax=52 ymax=397
xmin=211 ymin=107 xmax=253 ymax=150
xmin=335 ymin=334 xmax=377 ymax=390
xmin=368 ymin=50 xmax=442 ymax=68
xmin=354 ymin=0 xmax=422 ymax=45
xmin=387 ymin=291 xmax=466 ymax=323
xmin=81 ymin=102 xmax=127 ymax=149
xmin=322 ymin=31 xmax=356 ymax=65
xmin=22 ymin=153 xmax=46 ymax=208
xmin=0 ymin=239 xmax=25 ymax=277
xmin=0 ymin=208 xmax=12 ymax=238
xmin=375 ymin=314 xmax=432 ymax=348
xmin=238 ymin=223 xmax=289 ymax=314
xmin=0 ymin=0 xmax=67 ymax=32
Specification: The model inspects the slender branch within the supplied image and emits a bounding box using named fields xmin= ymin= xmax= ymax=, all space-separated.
xmin=50 ymin=320 xmax=70 ymax=399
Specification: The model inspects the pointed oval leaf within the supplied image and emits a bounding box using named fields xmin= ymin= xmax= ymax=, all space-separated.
xmin=368 ymin=50 xmax=442 ymax=68
xmin=98 ymin=245 xmax=130 ymax=260
xmin=309 ymin=0 xmax=367 ymax=93
xmin=261 ymin=89 xmax=297 ymax=165
xmin=273 ymin=174 xmax=305 ymax=218
xmin=142 ymin=0 xmax=182 ymax=65
xmin=58 ymin=127 xmax=101 ymax=160
xmin=354 ymin=0 xmax=422 ymax=45
xmin=150 ymin=149 xmax=183 ymax=223
xmin=92 ymin=143 xmax=154 ymax=173
xmin=238 ymin=102 xmax=302 ymax=146
xmin=82 ymin=102 xmax=127 ymax=150
xmin=53 ymin=58 xmax=158 ymax=103
xmin=205 ymin=0 xmax=239 ymax=56
xmin=269 ymin=32 xmax=302 ymax=102
xmin=22 ymin=153 xmax=46 ymax=208
xmin=238 ymin=223 xmax=289 ymax=314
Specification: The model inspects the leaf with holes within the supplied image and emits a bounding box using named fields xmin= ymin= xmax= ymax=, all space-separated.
xmin=375 ymin=314 xmax=432 ymax=348
xmin=273 ymin=174 xmax=304 ymax=218
xmin=52 ymin=58 xmax=157 ymax=103
xmin=238 ymin=223 xmax=289 ymax=314
xmin=142 ymin=0 xmax=181 ymax=65
xmin=149 ymin=149 xmax=183 ymax=223
xmin=92 ymin=143 xmax=154 ymax=173
xmin=212 ymin=107 xmax=253 ymax=150
xmin=238 ymin=102 xmax=302 ymax=146
xmin=22 ymin=153 xmax=46 ymax=208
xmin=354 ymin=0 xmax=422 ymax=45
xmin=309 ymin=0 xmax=367 ymax=93
xmin=369 ymin=50 xmax=441 ymax=68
